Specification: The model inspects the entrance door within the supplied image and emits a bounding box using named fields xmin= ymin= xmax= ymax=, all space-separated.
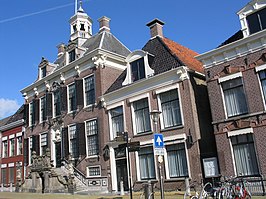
xmin=116 ymin=159 xmax=129 ymax=191
xmin=55 ymin=142 xmax=61 ymax=167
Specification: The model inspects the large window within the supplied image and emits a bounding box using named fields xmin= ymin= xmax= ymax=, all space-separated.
xmin=1 ymin=168 xmax=7 ymax=185
xmin=10 ymin=138 xmax=15 ymax=156
xmin=139 ymin=146 xmax=155 ymax=180
xmin=17 ymin=136 xmax=23 ymax=155
xmin=166 ymin=143 xmax=188 ymax=178
xmin=86 ymin=119 xmax=99 ymax=156
xmin=84 ymin=75 xmax=95 ymax=106
xmin=221 ymin=78 xmax=248 ymax=117
xmin=2 ymin=140 xmax=8 ymax=158
xmin=131 ymin=58 xmax=145 ymax=82
xmin=231 ymin=134 xmax=259 ymax=176
xmin=40 ymin=96 xmax=46 ymax=123
xmin=110 ymin=106 xmax=124 ymax=138
xmin=247 ymin=7 xmax=266 ymax=35
xmin=69 ymin=124 xmax=78 ymax=158
xmin=29 ymin=102 xmax=34 ymax=126
xmin=40 ymin=133 xmax=48 ymax=155
xmin=259 ymin=70 xmax=266 ymax=103
xmin=9 ymin=167 xmax=15 ymax=184
xmin=53 ymin=90 xmax=61 ymax=117
xmin=133 ymin=98 xmax=151 ymax=134
xmin=68 ymin=83 xmax=76 ymax=112
xmin=160 ymin=89 xmax=182 ymax=128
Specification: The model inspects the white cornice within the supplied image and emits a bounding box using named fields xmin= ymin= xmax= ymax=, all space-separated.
xmin=0 ymin=119 xmax=24 ymax=132
xmin=196 ymin=29 xmax=266 ymax=68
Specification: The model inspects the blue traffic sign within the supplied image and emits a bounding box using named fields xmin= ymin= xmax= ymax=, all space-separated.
xmin=154 ymin=134 xmax=164 ymax=148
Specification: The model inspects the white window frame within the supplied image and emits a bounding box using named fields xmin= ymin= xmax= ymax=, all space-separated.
xmin=86 ymin=165 xmax=101 ymax=177
xmin=68 ymin=123 xmax=78 ymax=158
xmin=2 ymin=139 xmax=8 ymax=158
xmin=53 ymin=90 xmax=61 ymax=118
xmin=29 ymin=137 xmax=33 ymax=165
xmin=9 ymin=138 xmax=15 ymax=157
xmin=85 ymin=118 xmax=98 ymax=158
xmin=107 ymin=102 xmax=125 ymax=141
xmin=67 ymin=83 xmax=76 ymax=113
xmin=39 ymin=96 xmax=46 ymax=123
xmin=156 ymin=84 xmax=184 ymax=130
xmin=40 ymin=133 xmax=48 ymax=156
xmin=129 ymin=93 xmax=152 ymax=135
xmin=83 ymin=74 xmax=96 ymax=107
xmin=29 ymin=101 xmax=34 ymax=126
xmin=255 ymin=64 xmax=266 ymax=110
xmin=16 ymin=135 xmax=23 ymax=156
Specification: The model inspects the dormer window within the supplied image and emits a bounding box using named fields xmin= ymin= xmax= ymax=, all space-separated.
xmin=122 ymin=50 xmax=155 ymax=86
xmin=40 ymin=66 xmax=47 ymax=78
xmin=69 ymin=49 xmax=76 ymax=63
xmin=247 ymin=7 xmax=266 ymax=35
xmin=131 ymin=57 xmax=145 ymax=82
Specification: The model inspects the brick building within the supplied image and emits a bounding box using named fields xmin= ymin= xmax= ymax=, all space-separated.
xmin=0 ymin=106 xmax=24 ymax=189
xmin=197 ymin=0 xmax=266 ymax=183
xmin=101 ymin=19 xmax=216 ymax=192
xmin=20 ymin=4 xmax=130 ymax=192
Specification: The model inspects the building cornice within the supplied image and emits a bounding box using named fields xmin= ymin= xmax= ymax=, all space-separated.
xmin=0 ymin=119 xmax=24 ymax=132
xmin=196 ymin=29 xmax=266 ymax=68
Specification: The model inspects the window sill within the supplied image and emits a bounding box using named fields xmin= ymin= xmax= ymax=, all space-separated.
xmin=133 ymin=131 xmax=153 ymax=137
xmin=164 ymin=177 xmax=189 ymax=182
xmin=160 ymin=125 xmax=184 ymax=132
xmin=86 ymin=155 xmax=99 ymax=159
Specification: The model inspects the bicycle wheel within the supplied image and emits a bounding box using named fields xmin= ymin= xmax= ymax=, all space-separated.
xmin=190 ymin=196 xmax=199 ymax=199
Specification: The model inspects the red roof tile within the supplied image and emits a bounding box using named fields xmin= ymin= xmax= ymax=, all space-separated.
xmin=162 ymin=37 xmax=204 ymax=73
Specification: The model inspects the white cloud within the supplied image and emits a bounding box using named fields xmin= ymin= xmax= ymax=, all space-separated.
xmin=0 ymin=98 xmax=20 ymax=119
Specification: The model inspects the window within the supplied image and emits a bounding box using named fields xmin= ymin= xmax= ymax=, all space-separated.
xmin=40 ymin=133 xmax=48 ymax=155
xmin=2 ymin=140 xmax=8 ymax=158
xmin=221 ymin=78 xmax=248 ymax=117
xmin=259 ymin=70 xmax=266 ymax=103
xmin=1 ymin=168 xmax=7 ymax=185
xmin=110 ymin=106 xmax=124 ymax=139
xmin=68 ymin=83 xmax=76 ymax=112
xmin=40 ymin=66 xmax=47 ymax=78
xmin=88 ymin=166 xmax=101 ymax=177
xmin=160 ymin=89 xmax=182 ymax=128
xmin=166 ymin=143 xmax=188 ymax=178
xmin=80 ymin=23 xmax=85 ymax=31
xmin=40 ymin=96 xmax=46 ymax=123
xmin=29 ymin=137 xmax=33 ymax=164
xmin=131 ymin=57 xmax=145 ymax=82
xmin=247 ymin=7 xmax=266 ymax=35
xmin=86 ymin=119 xmax=99 ymax=156
xmin=69 ymin=49 xmax=76 ymax=63
xmin=84 ymin=75 xmax=95 ymax=106
xmin=133 ymin=98 xmax=151 ymax=134
xmin=17 ymin=136 xmax=23 ymax=155
xmin=10 ymin=138 xmax=15 ymax=156
xmin=73 ymin=24 xmax=77 ymax=32
xmin=69 ymin=124 xmax=78 ymax=158
xmin=139 ymin=146 xmax=155 ymax=180
xmin=231 ymin=134 xmax=259 ymax=176
xmin=54 ymin=90 xmax=61 ymax=117
xmin=9 ymin=167 xmax=15 ymax=184
xmin=29 ymin=102 xmax=34 ymax=126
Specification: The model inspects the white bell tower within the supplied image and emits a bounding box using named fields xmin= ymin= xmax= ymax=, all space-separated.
xmin=69 ymin=0 xmax=92 ymax=46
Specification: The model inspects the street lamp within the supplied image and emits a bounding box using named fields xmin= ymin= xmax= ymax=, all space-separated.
xmin=150 ymin=110 xmax=164 ymax=199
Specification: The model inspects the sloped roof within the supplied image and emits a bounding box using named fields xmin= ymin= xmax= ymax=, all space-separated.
xmin=82 ymin=31 xmax=131 ymax=57
xmin=0 ymin=116 xmax=11 ymax=128
xmin=106 ymin=36 xmax=203 ymax=93
xmin=218 ymin=30 xmax=244 ymax=48
xmin=161 ymin=37 xmax=203 ymax=73
xmin=6 ymin=105 xmax=24 ymax=124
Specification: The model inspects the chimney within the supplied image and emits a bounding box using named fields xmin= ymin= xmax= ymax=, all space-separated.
xmin=56 ymin=43 xmax=65 ymax=57
xmin=146 ymin=18 xmax=165 ymax=38
xmin=98 ymin=16 xmax=111 ymax=33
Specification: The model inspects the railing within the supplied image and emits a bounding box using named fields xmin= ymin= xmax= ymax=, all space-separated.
xmin=243 ymin=176 xmax=266 ymax=196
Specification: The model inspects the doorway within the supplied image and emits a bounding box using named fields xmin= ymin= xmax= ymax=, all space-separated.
xmin=55 ymin=142 xmax=61 ymax=167
xmin=116 ymin=159 xmax=129 ymax=191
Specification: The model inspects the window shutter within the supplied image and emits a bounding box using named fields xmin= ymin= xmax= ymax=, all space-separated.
xmin=34 ymin=99 xmax=39 ymax=124
xmin=77 ymin=123 xmax=86 ymax=156
xmin=32 ymin=135 xmax=40 ymax=156
xmin=24 ymin=138 xmax=29 ymax=166
xmin=75 ymin=79 xmax=84 ymax=109
xmin=24 ymin=104 xmax=29 ymax=127
xmin=60 ymin=86 xmax=67 ymax=113
xmin=62 ymin=127 xmax=69 ymax=159
xmin=46 ymin=92 xmax=53 ymax=118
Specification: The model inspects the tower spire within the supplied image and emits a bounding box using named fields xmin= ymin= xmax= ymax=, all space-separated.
xmin=75 ymin=0 xmax=78 ymax=14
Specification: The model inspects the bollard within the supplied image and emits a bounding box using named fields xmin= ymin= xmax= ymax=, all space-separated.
xmin=1 ymin=183 xmax=3 ymax=192
xmin=144 ymin=180 xmax=154 ymax=199
xmin=185 ymin=178 xmax=190 ymax=196
xmin=120 ymin=180 xmax=124 ymax=195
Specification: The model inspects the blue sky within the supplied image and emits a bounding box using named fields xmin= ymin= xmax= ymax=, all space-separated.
xmin=0 ymin=0 xmax=250 ymax=119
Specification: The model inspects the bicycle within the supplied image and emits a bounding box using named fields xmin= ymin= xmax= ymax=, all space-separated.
xmin=184 ymin=181 xmax=212 ymax=199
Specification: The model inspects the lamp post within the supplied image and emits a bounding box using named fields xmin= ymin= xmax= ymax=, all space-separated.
xmin=150 ymin=110 xmax=164 ymax=199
